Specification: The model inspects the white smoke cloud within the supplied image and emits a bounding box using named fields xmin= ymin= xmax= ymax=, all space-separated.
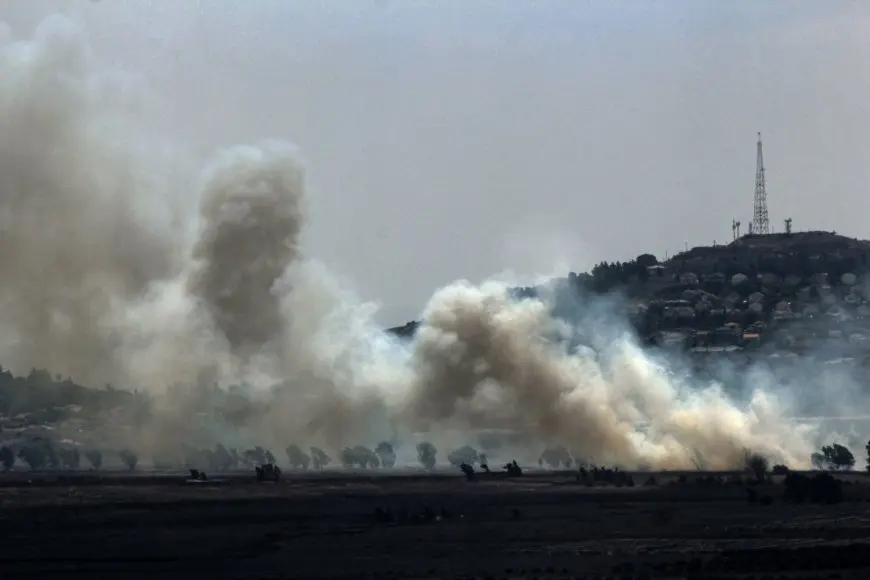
xmin=0 ymin=14 xmax=831 ymax=470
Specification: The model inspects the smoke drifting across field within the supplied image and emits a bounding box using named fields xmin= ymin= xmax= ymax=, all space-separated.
xmin=0 ymin=15 xmax=834 ymax=470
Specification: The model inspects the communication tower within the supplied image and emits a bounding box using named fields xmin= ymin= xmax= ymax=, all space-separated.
xmin=753 ymin=132 xmax=770 ymax=234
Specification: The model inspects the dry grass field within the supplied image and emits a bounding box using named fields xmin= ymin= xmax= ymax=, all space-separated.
xmin=1 ymin=469 xmax=870 ymax=579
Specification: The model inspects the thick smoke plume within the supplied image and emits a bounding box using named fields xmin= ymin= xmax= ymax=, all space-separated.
xmin=0 ymin=16 xmax=831 ymax=470
xmin=188 ymin=143 xmax=305 ymax=358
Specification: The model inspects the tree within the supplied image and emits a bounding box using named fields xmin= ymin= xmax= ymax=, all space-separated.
xmin=416 ymin=441 xmax=437 ymax=470
xmin=310 ymin=447 xmax=331 ymax=470
xmin=339 ymin=446 xmax=379 ymax=469
xmin=243 ymin=446 xmax=273 ymax=466
xmin=817 ymin=443 xmax=855 ymax=471
xmin=447 ymin=445 xmax=480 ymax=467
xmin=637 ymin=265 xmax=649 ymax=282
xmin=375 ymin=442 xmax=396 ymax=468
xmin=744 ymin=451 xmax=769 ymax=483
xmin=285 ymin=444 xmax=311 ymax=469
xmin=353 ymin=445 xmax=379 ymax=468
xmin=866 ymin=439 xmax=870 ymax=472
xmin=636 ymin=253 xmax=658 ymax=268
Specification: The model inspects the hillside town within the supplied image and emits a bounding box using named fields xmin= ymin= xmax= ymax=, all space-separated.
xmin=390 ymin=231 xmax=870 ymax=367
xmin=619 ymin=231 xmax=870 ymax=359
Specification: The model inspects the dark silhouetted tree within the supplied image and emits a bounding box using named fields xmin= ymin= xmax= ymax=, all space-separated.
xmin=310 ymin=447 xmax=330 ymax=470
xmin=340 ymin=446 xmax=378 ymax=468
xmin=375 ymin=441 xmax=396 ymax=468
xmin=285 ymin=444 xmax=311 ymax=469
xmin=447 ymin=445 xmax=479 ymax=467
xmin=820 ymin=443 xmax=855 ymax=471
xmin=636 ymin=253 xmax=658 ymax=268
xmin=417 ymin=441 xmax=437 ymax=470
xmin=243 ymin=446 xmax=274 ymax=466
xmin=745 ymin=451 xmax=769 ymax=482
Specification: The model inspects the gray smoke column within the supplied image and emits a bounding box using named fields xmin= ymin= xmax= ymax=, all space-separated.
xmin=0 ymin=16 xmax=189 ymax=385
xmin=187 ymin=142 xmax=305 ymax=359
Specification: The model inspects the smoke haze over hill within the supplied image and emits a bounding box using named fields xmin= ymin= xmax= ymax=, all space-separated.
xmin=0 ymin=14 xmax=862 ymax=471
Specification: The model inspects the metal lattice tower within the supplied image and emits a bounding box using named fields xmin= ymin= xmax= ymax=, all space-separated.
xmin=753 ymin=132 xmax=770 ymax=235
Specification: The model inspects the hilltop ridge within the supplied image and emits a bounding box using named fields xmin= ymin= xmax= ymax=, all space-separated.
xmin=388 ymin=231 xmax=870 ymax=354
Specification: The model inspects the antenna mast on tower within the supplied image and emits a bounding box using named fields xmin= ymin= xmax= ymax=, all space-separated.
xmin=753 ymin=132 xmax=770 ymax=235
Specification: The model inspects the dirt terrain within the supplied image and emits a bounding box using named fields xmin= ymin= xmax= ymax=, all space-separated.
xmin=1 ymin=470 xmax=870 ymax=579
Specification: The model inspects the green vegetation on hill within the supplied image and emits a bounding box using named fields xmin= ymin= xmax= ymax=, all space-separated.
xmin=0 ymin=367 xmax=138 ymax=424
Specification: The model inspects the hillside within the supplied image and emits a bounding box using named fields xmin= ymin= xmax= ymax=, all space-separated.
xmin=388 ymin=231 xmax=870 ymax=354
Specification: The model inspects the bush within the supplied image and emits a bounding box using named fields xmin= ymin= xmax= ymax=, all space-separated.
xmin=771 ymin=464 xmax=789 ymax=475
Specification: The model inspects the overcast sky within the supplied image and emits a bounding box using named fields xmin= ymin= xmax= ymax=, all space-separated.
xmin=2 ymin=1 xmax=869 ymax=325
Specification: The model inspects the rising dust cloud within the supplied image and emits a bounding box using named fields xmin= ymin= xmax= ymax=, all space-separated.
xmin=0 ymin=16 xmax=828 ymax=470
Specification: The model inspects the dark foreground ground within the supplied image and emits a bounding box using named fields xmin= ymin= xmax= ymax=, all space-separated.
xmin=1 ymin=470 xmax=870 ymax=579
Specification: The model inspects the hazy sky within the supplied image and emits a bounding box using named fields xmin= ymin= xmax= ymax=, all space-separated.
xmin=2 ymin=1 xmax=869 ymax=325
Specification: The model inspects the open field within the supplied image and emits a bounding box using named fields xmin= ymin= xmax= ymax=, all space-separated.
xmin=2 ymin=470 xmax=870 ymax=579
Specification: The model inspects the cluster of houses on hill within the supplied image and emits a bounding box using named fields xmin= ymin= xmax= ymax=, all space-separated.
xmin=625 ymin=263 xmax=870 ymax=360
